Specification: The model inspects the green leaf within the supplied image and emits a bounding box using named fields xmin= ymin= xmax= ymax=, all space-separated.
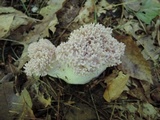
xmin=135 ymin=0 xmax=160 ymax=24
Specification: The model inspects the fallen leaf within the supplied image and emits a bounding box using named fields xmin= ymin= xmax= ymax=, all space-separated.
xmin=152 ymin=19 xmax=160 ymax=42
xmin=37 ymin=93 xmax=51 ymax=108
xmin=129 ymin=87 xmax=148 ymax=101
xmin=40 ymin=0 xmax=66 ymax=19
xmin=140 ymin=103 xmax=159 ymax=119
xmin=137 ymin=36 xmax=160 ymax=62
xmin=134 ymin=0 xmax=160 ymax=24
xmin=0 ymin=14 xmax=14 ymax=37
xmin=126 ymin=102 xmax=159 ymax=119
xmin=33 ymin=15 xmax=58 ymax=37
xmin=0 ymin=82 xmax=35 ymax=119
xmin=11 ymin=88 xmax=35 ymax=119
xmin=103 ymin=71 xmax=129 ymax=102
xmin=117 ymin=36 xmax=153 ymax=84
xmin=0 ymin=73 xmax=14 ymax=83
xmin=123 ymin=0 xmax=143 ymax=12
xmin=139 ymin=80 xmax=152 ymax=101
xmin=16 ymin=0 xmax=65 ymax=69
xmin=74 ymin=0 xmax=95 ymax=24
xmin=0 ymin=7 xmax=17 ymax=13
xmin=56 ymin=0 xmax=80 ymax=27
xmin=0 ymin=82 xmax=13 ymax=119
xmin=29 ymin=81 xmax=52 ymax=109
xmin=126 ymin=104 xmax=137 ymax=113
xmin=117 ymin=20 xmax=142 ymax=38
xmin=0 ymin=7 xmax=34 ymax=38
xmin=104 ymin=70 xmax=119 ymax=83
xmin=117 ymin=20 xmax=160 ymax=63
xmin=96 ymin=0 xmax=110 ymax=17
xmin=150 ymin=84 xmax=160 ymax=102
xmin=64 ymin=103 xmax=96 ymax=120
xmin=11 ymin=15 xmax=29 ymax=31
xmin=123 ymin=0 xmax=160 ymax=24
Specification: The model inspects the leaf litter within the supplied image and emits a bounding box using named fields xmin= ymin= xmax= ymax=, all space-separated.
xmin=0 ymin=0 xmax=160 ymax=119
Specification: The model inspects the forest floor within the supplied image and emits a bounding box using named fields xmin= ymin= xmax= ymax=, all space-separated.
xmin=0 ymin=0 xmax=160 ymax=120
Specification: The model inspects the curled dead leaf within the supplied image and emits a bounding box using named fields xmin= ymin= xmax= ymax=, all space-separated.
xmin=103 ymin=71 xmax=129 ymax=102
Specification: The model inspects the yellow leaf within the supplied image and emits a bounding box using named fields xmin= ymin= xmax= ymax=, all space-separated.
xmin=38 ymin=94 xmax=51 ymax=108
xmin=103 ymin=71 xmax=129 ymax=102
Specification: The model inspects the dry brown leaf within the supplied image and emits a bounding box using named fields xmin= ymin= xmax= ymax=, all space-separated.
xmin=0 ymin=82 xmax=35 ymax=119
xmin=129 ymin=87 xmax=148 ymax=101
xmin=139 ymin=81 xmax=151 ymax=98
xmin=103 ymin=71 xmax=129 ymax=102
xmin=150 ymin=84 xmax=160 ymax=102
xmin=64 ymin=103 xmax=96 ymax=120
xmin=56 ymin=0 xmax=80 ymax=27
xmin=117 ymin=36 xmax=153 ymax=84
xmin=74 ymin=0 xmax=112 ymax=24
xmin=0 ymin=82 xmax=14 ymax=119
xmin=127 ymin=78 xmax=151 ymax=102
xmin=118 ymin=19 xmax=160 ymax=63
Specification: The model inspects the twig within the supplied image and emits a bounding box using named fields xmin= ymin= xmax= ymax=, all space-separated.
xmin=0 ymin=38 xmax=25 ymax=45
xmin=90 ymin=90 xmax=100 ymax=120
xmin=109 ymin=101 xmax=116 ymax=120
xmin=20 ymin=0 xmax=30 ymax=16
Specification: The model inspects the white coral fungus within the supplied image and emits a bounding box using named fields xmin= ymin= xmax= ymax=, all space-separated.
xmin=48 ymin=23 xmax=126 ymax=84
xmin=24 ymin=38 xmax=56 ymax=76
xmin=24 ymin=23 xmax=125 ymax=84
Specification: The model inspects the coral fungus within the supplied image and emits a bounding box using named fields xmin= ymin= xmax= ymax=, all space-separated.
xmin=24 ymin=23 xmax=125 ymax=84
xmin=24 ymin=38 xmax=56 ymax=76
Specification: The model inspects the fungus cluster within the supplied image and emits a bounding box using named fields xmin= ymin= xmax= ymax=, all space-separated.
xmin=24 ymin=23 xmax=125 ymax=84
xmin=24 ymin=38 xmax=56 ymax=76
